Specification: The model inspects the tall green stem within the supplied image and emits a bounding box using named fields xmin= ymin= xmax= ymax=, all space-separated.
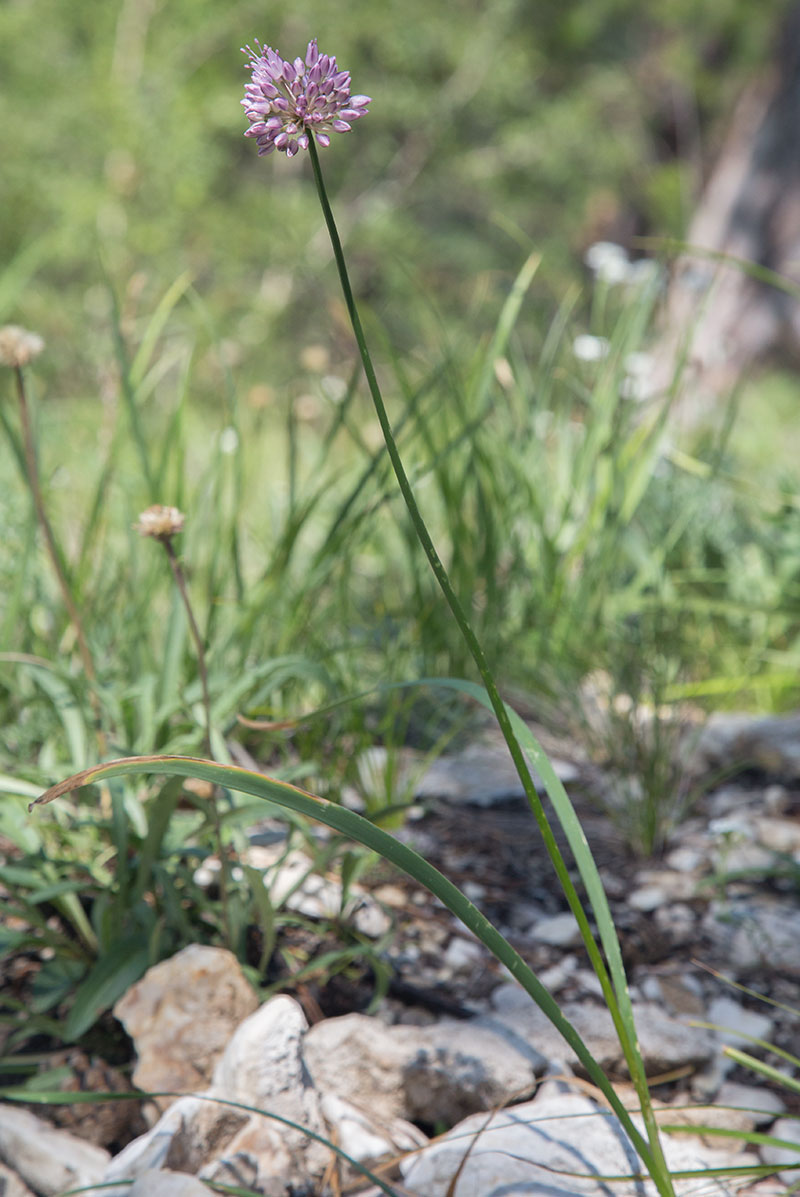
xmin=306 ymin=135 xmax=674 ymax=1196
xmin=161 ymin=535 xmax=231 ymax=947
xmin=162 ymin=537 xmax=212 ymax=755
xmin=306 ymin=137 xmax=604 ymax=980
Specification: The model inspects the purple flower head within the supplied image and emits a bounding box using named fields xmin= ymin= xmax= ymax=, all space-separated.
xmin=241 ymin=37 xmax=370 ymax=158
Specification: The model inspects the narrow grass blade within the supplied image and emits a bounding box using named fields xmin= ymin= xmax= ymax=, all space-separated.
xmin=722 ymin=1047 xmax=800 ymax=1097
xmin=468 ymin=251 xmax=541 ymax=408
xmin=21 ymin=663 xmax=90 ymax=768
xmin=63 ymin=933 xmax=151 ymax=1041
xmin=129 ymin=271 xmax=193 ymax=389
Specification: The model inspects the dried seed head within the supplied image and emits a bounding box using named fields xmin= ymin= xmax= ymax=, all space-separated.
xmin=135 ymin=504 xmax=186 ymax=541
xmin=0 ymin=325 xmax=45 ymax=368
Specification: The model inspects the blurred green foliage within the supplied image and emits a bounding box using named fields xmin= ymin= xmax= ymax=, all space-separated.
xmin=1 ymin=0 xmax=785 ymax=397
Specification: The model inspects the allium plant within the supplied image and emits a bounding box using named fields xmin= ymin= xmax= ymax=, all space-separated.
xmin=236 ymin=39 xmax=675 ymax=1195
xmin=28 ymin=40 xmax=681 ymax=1197
xmin=241 ymin=38 xmax=370 ymax=158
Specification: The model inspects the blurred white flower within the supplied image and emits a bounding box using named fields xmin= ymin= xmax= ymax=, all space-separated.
xmin=321 ymin=373 xmax=347 ymax=403
xmin=623 ymin=351 xmax=653 ymax=378
xmin=627 ymin=257 xmax=663 ymax=288
xmin=572 ymin=334 xmax=610 ymax=363
xmin=219 ymin=426 xmax=239 ymax=454
xmin=0 ymin=325 xmax=44 ymax=368
xmin=621 ymin=351 xmax=655 ymax=401
xmin=135 ymin=505 xmax=185 ymax=541
xmin=584 ymin=241 xmax=631 ymax=286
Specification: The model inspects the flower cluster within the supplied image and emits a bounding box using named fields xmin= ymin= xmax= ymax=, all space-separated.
xmin=584 ymin=242 xmax=662 ymax=289
xmin=0 ymin=325 xmax=44 ymax=369
xmin=241 ymin=38 xmax=369 ymax=158
xmin=135 ymin=505 xmax=185 ymax=541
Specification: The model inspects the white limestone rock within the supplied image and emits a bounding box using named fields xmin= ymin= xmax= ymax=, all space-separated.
xmin=104 ymin=996 xmax=329 ymax=1195
xmin=414 ymin=727 xmax=579 ymax=806
xmin=760 ymin=1116 xmax=800 ymax=1186
xmin=113 ymin=944 xmax=258 ymax=1108
xmin=303 ymin=1013 xmax=409 ymax=1125
xmin=401 ymin=1077 xmax=760 ymax=1196
xmin=489 ymin=984 xmax=715 ymax=1074
xmin=442 ymin=935 xmax=485 ymax=971
xmin=628 ymin=885 xmax=666 ymax=912
xmin=707 ymin=995 xmax=774 ymax=1049
xmin=703 ymin=898 xmax=800 ymax=973
xmin=303 ymin=1011 xmax=544 ymax=1127
xmin=715 ymin=1079 xmax=785 ymax=1125
xmin=0 ymin=1159 xmax=37 ymax=1197
xmin=0 ymin=1105 xmax=110 ymax=1197
xmin=529 ymin=912 xmax=582 ymax=947
xmin=653 ymin=902 xmax=696 ymax=945
xmin=101 ymin=1095 xmax=247 ymax=1194
xmin=755 ymin=815 xmax=800 ymax=857
xmin=694 ymin=711 xmax=800 ymax=778
xmin=319 ymin=1092 xmax=427 ymax=1164
xmin=128 ymin=1169 xmax=214 ymax=1196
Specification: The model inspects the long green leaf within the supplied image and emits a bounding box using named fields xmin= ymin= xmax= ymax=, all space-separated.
xmin=64 ymin=933 xmax=151 ymax=1041
xmin=132 ymin=777 xmax=183 ymax=902
xmin=469 ymin=251 xmax=541 ymax=409
xmin=23 ymin=663 xmax=90 ymax=768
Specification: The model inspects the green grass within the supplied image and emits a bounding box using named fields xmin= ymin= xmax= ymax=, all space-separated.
xmin=2 ymin=249 xmax=800 ymax=873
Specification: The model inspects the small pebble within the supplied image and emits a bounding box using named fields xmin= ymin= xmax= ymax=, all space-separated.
xmin=537 ymin=956 xmax=578 ymax=993
xmin=462 ymin=881 xmax=487 ymax=902
xmin=628 ymin=885 xmax=665 ymax=912
xmin=529 ymin=913 xmax=582 ymax=948
xmin=654 ymin=902 xmax=696 ymax=943
xmin=764 ymin=784 xmax=790 ymax=816
xmin=443 ymin=937 xmax=484 ymax=971
xmin=664 ymin=845 xmax=703 ymax=873
xmin=707 ymin=995 xmax=774 ymax=1048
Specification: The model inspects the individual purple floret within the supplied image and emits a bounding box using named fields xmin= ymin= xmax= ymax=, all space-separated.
xmin=241 ymin=37 xmax=370 ymax=158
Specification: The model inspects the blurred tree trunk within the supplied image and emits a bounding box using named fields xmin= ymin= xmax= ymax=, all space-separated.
xmin=653 ymin=3 xmax=800 ymax=422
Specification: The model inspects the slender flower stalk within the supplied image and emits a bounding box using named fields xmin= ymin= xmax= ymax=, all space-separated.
xmin=307 ymin=139 xmax=674 ymax=1195
xmin=1 ymin=328 xmax=104 ymax=741
xmin=165 ymin=541 xmax=212 ymax=743
xmin=136 ymin=505 xmax=233 ymax=945
xmin=306 ymin=139 xmax=610 ymax=960
xmin=134 ymin=506 xmax=212 ymax=754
